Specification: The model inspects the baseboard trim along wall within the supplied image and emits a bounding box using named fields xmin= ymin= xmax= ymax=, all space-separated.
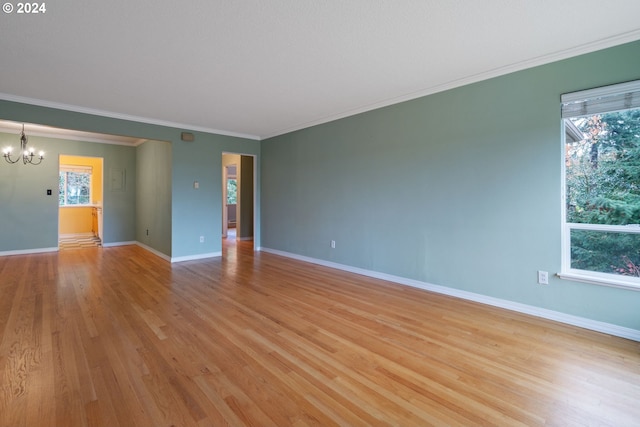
xmin=102 ymin=241 xmax=137 ymax=248
xmin=0 ymin=247 xmax=58 ymax=257
xmin=135 ymin=241 xmax=222 ymax=263
xmin=259 ymin=247 xmax=640 ymax=342
xmin=170 ymin=251 xmax=222 ymax=263
xmin=4 ymin=243 xmax=637 ymax=341
xmin=0 ymin=241 xmax=221 ymax=264
xmin=135 ymin=242 xmax=171 ymax=262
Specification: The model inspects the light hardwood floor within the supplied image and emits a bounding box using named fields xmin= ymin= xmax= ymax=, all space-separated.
xmin=1 ymin=239 xmax=639 ymax=426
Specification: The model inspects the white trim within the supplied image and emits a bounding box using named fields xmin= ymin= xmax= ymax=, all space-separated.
xmin=0 ymin=247 xmax=59 ymax=257
xmin=60 ymin=164 xmax=93 ymax=173
xmin=560 ymin=121 xmax=570 ymax=278
xmin=135 ymin=242 xmax=171 ymax=262
xmin=0 ymin=119 xmax=148 ymax=146
xmin=567 ymin=222 xmax=640 ymax=233
xmin=557 ymin=272 xmax=640 ymax=291
xmin=561 ymin=79 xmax=640 ymax=103
xmin=260 ymin=247 xmax=640 ymax=342
xmin=170 ymin=252 xmax=222 ymax=263
xmin=136 ymin=241 xmax=222 ymax=263
xmin=0 ymin=92 xmax=261 ymax=141
xmin=222 ymin=151 xmax=258 ymax=251
xmin=102 ymin=240 xmax=136 ymax=247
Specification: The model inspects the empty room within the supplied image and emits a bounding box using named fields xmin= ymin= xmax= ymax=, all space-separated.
xmin=1 ymin=1 xmax=639 ymax=426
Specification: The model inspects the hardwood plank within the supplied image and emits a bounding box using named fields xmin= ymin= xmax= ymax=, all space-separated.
xmin=0 ymin=241 xmax=639 ymax=426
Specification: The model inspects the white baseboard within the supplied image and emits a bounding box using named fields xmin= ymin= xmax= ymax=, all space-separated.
xmin=102 ymin=241 xmax=136 ymax=248
xmin=170 ymin=251 xmax=222 ymax=263
xmin=0 ymin=247 xmax=59 ymax=257
xmin=260 ymin=247 xmax=640 ymax=342
xmin=134 ymin=241 xmax=221 ymax=263
xmin=135 ymin=242 xmax=171 ymax=262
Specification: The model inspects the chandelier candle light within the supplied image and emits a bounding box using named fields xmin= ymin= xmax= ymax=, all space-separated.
xmin=2 ymin=124 xmax=44 ymax=165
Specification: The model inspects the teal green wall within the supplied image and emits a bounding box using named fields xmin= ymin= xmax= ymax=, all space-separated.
xmin=0 ymin=131 xmax=136 ymax=250
xmin=171 ymin=133 xmax=260 ymax=258
xmin=136 ymin=140 xmax=172 ymax=256
xmin=261 ymin=40 xmax=640 ymax=330
xmin=0 ymin=102 xmax=260 ymax=258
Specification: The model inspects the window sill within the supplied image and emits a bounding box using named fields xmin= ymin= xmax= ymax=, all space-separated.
xmin=557 ymin=272 xmax=640 ymax=291
xmin=59 ymin=204 xmax=101 ymax=208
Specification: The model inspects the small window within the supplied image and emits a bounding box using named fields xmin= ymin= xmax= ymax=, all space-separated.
xmin=561 ymin=80 xmax=640 ymax=289
xmin=59 ymin=165 xmax=92 ymax=206
xmin=227 ymin=178 xmax=237 ymax=205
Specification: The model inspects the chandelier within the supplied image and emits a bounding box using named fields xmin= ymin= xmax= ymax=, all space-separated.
xmin=2 ymin=124 xmax=44 ymax=165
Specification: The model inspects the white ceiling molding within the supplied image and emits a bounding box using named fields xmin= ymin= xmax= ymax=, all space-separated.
xmin=0 ymin=119 xmax=148 ymax=146
xmin=0 ymin=93 xmax=261 ymax=141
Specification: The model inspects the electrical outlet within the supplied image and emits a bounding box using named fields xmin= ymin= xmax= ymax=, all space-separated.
xmin=200 ymin=236 xmax=205 ymax=243
xmin=538 ymin=270 xmax=549 ymax=285
xmin=330 ymin=240 xmax=336 ymax=249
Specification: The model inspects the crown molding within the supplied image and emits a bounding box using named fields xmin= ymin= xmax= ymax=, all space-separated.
xmin=1 ymin=29 xmax=639 ymax=142
xmin=261 ymin=29 xmax=640 ymax=140
xmin=0 ymin=93 xmax=261 ymax=141
xmin=0 ymin=119 xmax=148 ymax=146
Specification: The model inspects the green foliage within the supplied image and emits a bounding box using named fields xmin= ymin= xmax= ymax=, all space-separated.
xmin=566 ymin=111 xmax=640 ymax=225
xmin=565 ymin=109 xmax=640 ymax=277
xmin=571 ymin=230 xmax=640 ymax=276
xmin=59 ymin=171 xmax=91 ymax=205
xmin=227 ymin=179 xmax=237 ymax=205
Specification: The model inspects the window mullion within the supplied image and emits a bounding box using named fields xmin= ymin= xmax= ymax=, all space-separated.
xmin=63 ymin=171 xmax=68 ymax=205
xmin=567 ymin=223 xmax=640 ymax=233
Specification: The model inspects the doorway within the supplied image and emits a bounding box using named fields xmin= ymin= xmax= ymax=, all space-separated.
xmin=222 ymin=153 xmax=255 ymax=249
xmin=58 ymin=155 xmax=104 ymax=249
xmin=223 ymin=163 xmax=237 ymax=238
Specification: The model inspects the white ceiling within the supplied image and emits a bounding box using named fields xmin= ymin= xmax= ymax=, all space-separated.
xmin=1 ymin=0 xmax=640 ymax=141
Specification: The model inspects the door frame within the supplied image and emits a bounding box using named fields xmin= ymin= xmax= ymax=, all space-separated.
xmin=58 ymin=154 xmax=104 ymax=243
xmin=222 ymin=162 xmax=237 ymax=238
xmin=221 ymin=152 xmax=257 ymax=250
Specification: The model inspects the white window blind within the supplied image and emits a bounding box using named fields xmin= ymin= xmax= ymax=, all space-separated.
xmin=60 ymin=165 xmax=92 ymax=173
xmin=561 ymin=80 xmax=640 ymax=118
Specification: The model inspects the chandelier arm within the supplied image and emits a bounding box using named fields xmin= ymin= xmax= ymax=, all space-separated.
xmin=3 ymin=153 xmax=20 ymax=164
xmin=26 ymin=153 xmax=44 ymax=165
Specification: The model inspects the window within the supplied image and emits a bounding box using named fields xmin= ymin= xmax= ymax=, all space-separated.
xmin=59 ymin=165 xmax=92 ymax=206
xmin=227 ymin=178 xmax=237 ymax=205
xmin=561 ymin=80 xmax=640 ymax=289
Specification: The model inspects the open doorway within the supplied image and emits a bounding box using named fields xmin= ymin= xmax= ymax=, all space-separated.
xmin=58 ymin=155 xmax=104 ymax=249
xmin=222 ymin=163 xmax=237 ymax=238
xmin=222 ymin=153 xmax=255 ymax=249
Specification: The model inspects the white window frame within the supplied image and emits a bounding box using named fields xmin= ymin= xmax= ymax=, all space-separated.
xmin=60 ymin=165 xmax=92 ymax=207
xmin=559 ymin=80 xmax=640 ymax=291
